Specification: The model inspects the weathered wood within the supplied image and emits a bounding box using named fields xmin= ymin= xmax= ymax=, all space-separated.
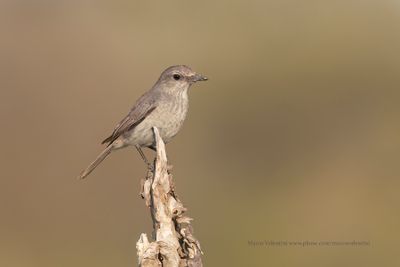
xmin=136 ymin=127 xmax=203 ymax=267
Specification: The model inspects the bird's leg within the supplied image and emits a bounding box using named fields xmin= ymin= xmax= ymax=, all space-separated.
xmin=135 ymin=145 xmax=148 ymax=164
xmin=135 ymin=145 xmax=155 ymax=172
xmin=136 ymin=145 xmax=154 ymax=199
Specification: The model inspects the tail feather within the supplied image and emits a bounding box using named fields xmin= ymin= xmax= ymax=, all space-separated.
xmin=79 ymin=146 xmax=113 ymax=179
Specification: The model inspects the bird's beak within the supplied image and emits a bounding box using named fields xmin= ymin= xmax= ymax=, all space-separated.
xmin=192 ymin=73 xmax=208 ymax=82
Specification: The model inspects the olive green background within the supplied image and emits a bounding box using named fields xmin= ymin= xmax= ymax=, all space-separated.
xmin=1 ymin=1 xmax=399 ymax=266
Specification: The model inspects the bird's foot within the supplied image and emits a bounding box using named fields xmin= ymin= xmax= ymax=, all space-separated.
xmin=139 ymin=178 xmax=145 ymax=199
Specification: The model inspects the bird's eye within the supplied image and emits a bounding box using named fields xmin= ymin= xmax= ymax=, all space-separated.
xmin=173 ymin=74 xmax=181 ymax=80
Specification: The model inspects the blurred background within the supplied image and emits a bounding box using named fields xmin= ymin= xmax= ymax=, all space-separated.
xmin=1 ymin=1 xmax=399 ymax=266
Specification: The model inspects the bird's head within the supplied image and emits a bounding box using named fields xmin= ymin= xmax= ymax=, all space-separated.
xmin=156 ymin=65 xmax=207 ymax=92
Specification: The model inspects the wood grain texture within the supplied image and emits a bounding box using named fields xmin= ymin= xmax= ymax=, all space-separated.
xmin=137 ymin=127 xmax=203 ymax=267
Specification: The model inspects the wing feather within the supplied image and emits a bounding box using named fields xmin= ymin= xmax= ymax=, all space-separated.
xmin=101 ymin=93 xmax=157 ymax=146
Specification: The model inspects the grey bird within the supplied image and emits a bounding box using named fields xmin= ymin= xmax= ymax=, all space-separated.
xmin=79 ymin=65 xmax=207 ymax=179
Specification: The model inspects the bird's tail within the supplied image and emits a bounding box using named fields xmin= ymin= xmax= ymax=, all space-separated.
xmin=79 ymin=145 xmax=113 ymax=179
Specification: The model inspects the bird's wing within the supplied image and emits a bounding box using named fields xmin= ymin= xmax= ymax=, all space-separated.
xmin=101 ymin=93 xmax=157 ymax=146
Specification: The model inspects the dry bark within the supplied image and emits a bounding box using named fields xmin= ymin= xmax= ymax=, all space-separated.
xmin=136 ymin=127 xmax=203 ymax=267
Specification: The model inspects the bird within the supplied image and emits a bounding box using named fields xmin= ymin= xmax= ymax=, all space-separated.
xmin=79 ymin=65 xmax=208 ymax=179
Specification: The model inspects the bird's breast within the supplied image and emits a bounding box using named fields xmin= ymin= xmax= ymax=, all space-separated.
xmin=126 ymin=93 xmax=189 ymax=147
xmin=155 ymin=95 xmax=189 ymax=142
